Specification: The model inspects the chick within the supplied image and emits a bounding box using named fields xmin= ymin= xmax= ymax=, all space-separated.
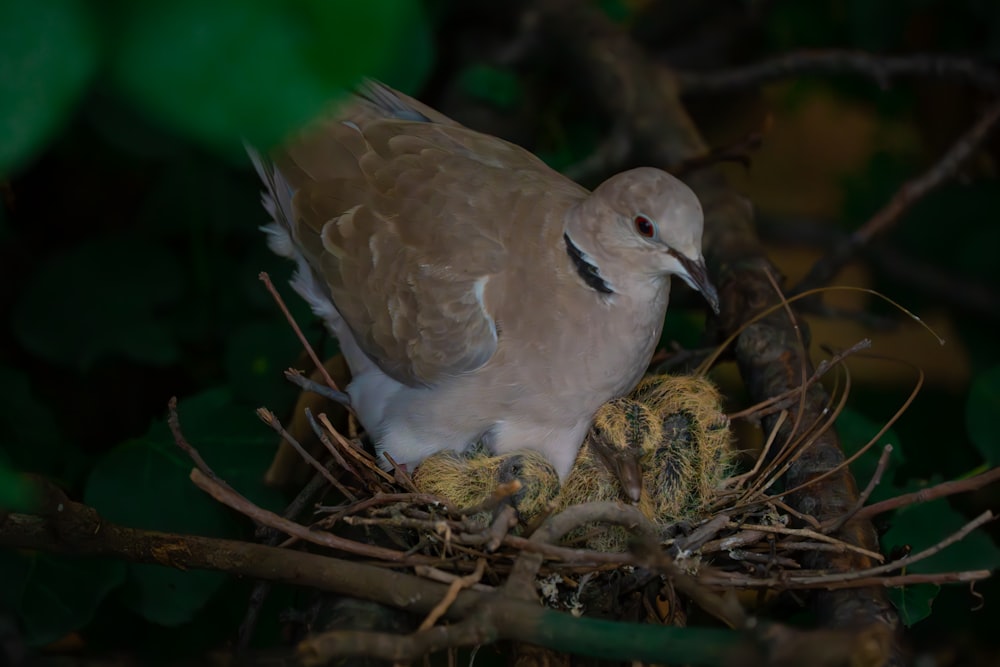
xmin=412 ymin=446 xmax=558 ymax=526
xmin=586 ymin=396 xmax=662 ymax=503
xmin=555 ymin=374 xmax=732 ymax=551
xmin=631 ymin=374 xmax=733 ymax=524
xmin=554 ymin=398 xmax=660 ymax=551
xmin=557 ymin=398 xmax=660 ymax=510
xmin=412 ymin=374 xmax=733 ymax=552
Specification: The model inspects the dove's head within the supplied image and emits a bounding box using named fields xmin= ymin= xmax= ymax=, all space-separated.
xmin=573 ymin=168 xmax=720 ymax=313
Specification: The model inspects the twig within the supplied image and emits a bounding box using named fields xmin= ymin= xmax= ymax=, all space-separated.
xmin=500 ymin=534 xmax=635 ymax=567
xmin=804 ymin=570 xmax=991 ymax=590
xmin=299 ymin=613 xmax=496 ymax=666
xmin=793 ymin=100 xmax=1000 ymax=295
xmin=725 ymin=549 xmax=800 ymax=569
xmin=484 ymin=505 xmax=518 ymax=552
xmin=775 ymin=364 xmax=922 ymax=501
xmin=738 ymin=376 xmax=848 ymax=504
xmin=718 ymin=411 xmax=786 ymax=491
xmin=726 ymin=339 xmax=871 ymax=422
xmin=676 ymin=50 xmax=1000 ymax=95
xmin=723 ymin=522 xmax=884 ymax=563
xmin=702 ymin=511 xmax=994 ymax=589
xmin=768 ymin=499 xmax=822 ymax=530
xmin=763 ymin=267 xmax=810 ymax=446
xmin=853 ymin=465 xmax=1000 ymax=521
xmin=285 ymin=368 xmax=350 ymax=406
xmin=343 ymin=514 xmax=465 ymax=534
xmin=319 ymin=492 xmax=460 ymax=519
xmin=305 ymin=408 xmax=362 ymax=481
xmin=384 ymin=452 xmax=420 ymax=493
xmin=167 ymin=397 xmax=221 ymax=483
xmin=700 ymin=529 xmax=767 ymax=555
xmin=505 ymin=502 xmax=658 ymax=600
xmin=256 ymin=408 xmax=357 ymax=501
xmin=823 ymin=445 xmax=893 ymax=533
xmin=413 ymin=564 xmax=495 ymax=592
xmin=672 ymin=514 xmax=730 ymax=553
xmin=259 ymin=271 xmax=341 ymax=394
xmin=462 ymin=481 xmax=524 ymax=516
xmin=755 ymin=215 xmax=1000 ymax=323
xmin=317 ymin=413 xmax=396 ymax=485
xmin=417 ymin=559 xmax=487 ymax=631
xmin=189 ymin=469 xmax=429 ymax=563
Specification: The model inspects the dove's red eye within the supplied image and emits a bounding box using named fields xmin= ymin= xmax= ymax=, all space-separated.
xmin=634 ymin=215 xmax=656 ymax=238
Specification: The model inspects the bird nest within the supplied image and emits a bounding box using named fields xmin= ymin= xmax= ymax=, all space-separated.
xmin=172 ymin=350 xmax=969 ymax=633
xmin=162 ymin=279 xmax=995 ymax=660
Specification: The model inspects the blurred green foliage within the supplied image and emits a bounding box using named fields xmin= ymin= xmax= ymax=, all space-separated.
xmin=0 ymin=0 xmax=99 ymax=173
xmin=966 ymin=365 xmax=1000 ymax=465
xmin=0 ymin=0 xmax=432 ymax=173
xmin=1 ymin=0 xmax=433 ymax=653
xmin=0 ymin=548 xmax=127 ymax=646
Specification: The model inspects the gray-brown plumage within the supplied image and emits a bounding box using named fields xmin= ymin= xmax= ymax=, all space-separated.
xmin=249 ymin=81 xmax=718 ymax=480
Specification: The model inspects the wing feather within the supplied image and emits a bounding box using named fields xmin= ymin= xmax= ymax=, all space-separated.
xmin=267 ymin=83 xmax=587 ymax=386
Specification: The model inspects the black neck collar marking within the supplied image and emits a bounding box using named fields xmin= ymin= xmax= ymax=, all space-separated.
xmin=564 ymin=233 xmax=613 ymax=295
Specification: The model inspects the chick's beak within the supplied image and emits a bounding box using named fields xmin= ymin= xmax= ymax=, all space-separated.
xmin=677 ymin=254 xmax=720 ymax=314
xmin=613 ymin=456 xmax=644 ymax=504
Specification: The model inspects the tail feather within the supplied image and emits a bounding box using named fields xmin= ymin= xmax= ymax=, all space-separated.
xmin=245 ymin=142 xmax=298 ymax=259
xmin=355 ymin=79 xmax=431 ymax=123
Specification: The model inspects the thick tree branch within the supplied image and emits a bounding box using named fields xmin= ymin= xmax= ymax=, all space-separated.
xmin=0 ymin=488 xmax=761 ymax=665
xmin=533 ymin=1 xmax=903 ymax=660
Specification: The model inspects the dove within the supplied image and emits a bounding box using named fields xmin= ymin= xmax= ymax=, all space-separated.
xmin=249 ymin=80 xmax=719 ymax=480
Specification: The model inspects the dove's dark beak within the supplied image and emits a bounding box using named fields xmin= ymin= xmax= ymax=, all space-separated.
xmin=677 ymin=254 xmax=720 ymax=314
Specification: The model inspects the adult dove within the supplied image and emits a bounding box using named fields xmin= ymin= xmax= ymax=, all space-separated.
xmin=249 ymin=81 xmax=719 ymax=481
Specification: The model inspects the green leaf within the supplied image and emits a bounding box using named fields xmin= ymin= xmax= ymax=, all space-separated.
xmin=0 ymin=0 xmax=99 ymax=173
xmin=0 ymin=367 xmax=86 ymax=485
xmin=836 ymin=406 xmax=905 ymax=503
xmin=112 ymin=0 xmax=428 ymax=154
xmin=881 ymin=497 xmax=1000 ymax=625
xmin=84 ymin=388 xmax=284 ymax=625
xmin=888 ymin=583 xmax=939 ymax=627
xmin=0 ymin=460 xmax=38 ymax=511
xmin=84 ymin=437 xmax=234 ymax=625
xmin=12 ymin=238 xmax=184 ymax=370
xmin=0 ymin=548 xmax=126 ymax=646
xmin=966 ymin=365 xmax=1000 ymax=465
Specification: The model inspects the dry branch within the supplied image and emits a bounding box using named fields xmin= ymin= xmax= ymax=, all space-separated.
xmin=531 ymin=0 xmax=902 ymax=656
xmin=676 ymin=51 xmax=1000 ymax=95
xmin=793 ymin=101 xmax=1000 ymax=295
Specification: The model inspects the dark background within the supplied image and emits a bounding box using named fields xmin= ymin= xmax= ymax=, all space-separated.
xmin=1 ymin=0 xmax=998 ymax=663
